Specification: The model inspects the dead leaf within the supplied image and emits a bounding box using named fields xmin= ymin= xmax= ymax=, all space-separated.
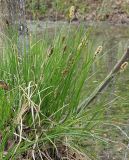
xmin=0 ymin=80 xmax=9 ymax=90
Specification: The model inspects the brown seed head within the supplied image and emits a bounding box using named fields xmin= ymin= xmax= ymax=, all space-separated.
xmin=62 ymin=69 xmax=69 ymax=77
xmin=94 ymin=46 xmax=103 ymax=58
xmin=47 ymin=47 xmax=54 ymax=57
xmin=77 ymin=42 xmax=83 ymax=51
xmin=63 ymin=45 xmax=67 ymax=53
xmin=120 ymin=61 xmax=128 ymax=72
xmin=69 ymin=6 xmax=76 ymax=19
xmin=77 ymin=36 xmax=88 ymax=50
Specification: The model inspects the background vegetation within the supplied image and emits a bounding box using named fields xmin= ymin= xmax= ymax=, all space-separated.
xmin=0 ymin=0 xmax=129 ymax=159
xmin=25 ymin=0 xmax=129 ymax=23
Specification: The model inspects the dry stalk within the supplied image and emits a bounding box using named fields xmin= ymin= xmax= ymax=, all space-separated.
xmin=77 ymin=47 xmax=129 ymax=113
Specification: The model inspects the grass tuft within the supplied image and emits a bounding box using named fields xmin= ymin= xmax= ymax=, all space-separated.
xmin=0 ymin=26 xmax=128 ymax=159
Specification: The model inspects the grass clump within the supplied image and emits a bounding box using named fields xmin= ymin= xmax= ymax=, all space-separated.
xmin=0 ymin=26 xmax=124 ymax=159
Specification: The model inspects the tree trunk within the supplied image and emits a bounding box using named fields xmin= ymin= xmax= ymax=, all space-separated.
xmin=0 ymin=0 xmax=29 ymax=55
xmin=0 ymin=0 xmax=8 ymax=54
xmin=0 ymin=1 xmax=2 ymax=53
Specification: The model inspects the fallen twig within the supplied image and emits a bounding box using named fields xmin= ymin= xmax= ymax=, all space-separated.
xmin=77 ymin=47 xmax=129 ymax=113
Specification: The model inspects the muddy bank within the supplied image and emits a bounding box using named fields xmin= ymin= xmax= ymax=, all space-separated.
xmin=26 ymin=11 xmax=129 ymax=25
xmin=26 ymin=0 xmax=129 ymax=24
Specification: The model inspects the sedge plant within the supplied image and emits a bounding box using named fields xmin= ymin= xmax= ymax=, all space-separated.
xmin=0 ymin=26 xmax=119 ymax=159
